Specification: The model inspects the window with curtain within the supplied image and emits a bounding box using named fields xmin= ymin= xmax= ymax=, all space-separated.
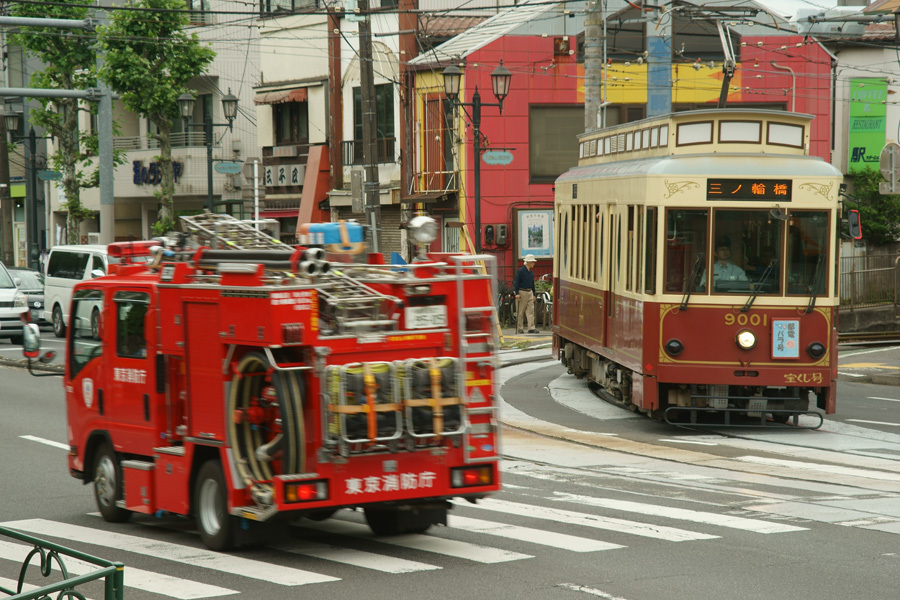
xmin=529 ymin=106 xmax=581 ymax=182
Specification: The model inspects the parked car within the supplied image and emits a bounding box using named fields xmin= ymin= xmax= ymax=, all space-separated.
xmin=0 ymin=261 xmax=28 ymax=344
xmin=7 ymin=267 xmax=46 ymax=326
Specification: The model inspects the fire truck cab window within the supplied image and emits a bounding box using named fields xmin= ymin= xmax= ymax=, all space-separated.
xmin=115 ymin=291 xmax=149 ymax=359
xmin=68 ymin=289 xmax=104 ymax=379
xmin=787 ymin=211 xmax=828 ymax=295
xmin=664 ymin=209 xmax=707 ymax=293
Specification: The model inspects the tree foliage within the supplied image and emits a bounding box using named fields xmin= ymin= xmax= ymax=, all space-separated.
xmin=847 ymin=167 xmax=900 ymax=246
xmin=98 ymin=0 xmax=215 ymax=232
xmin=10 ymin=0 xmax=103 ymax=240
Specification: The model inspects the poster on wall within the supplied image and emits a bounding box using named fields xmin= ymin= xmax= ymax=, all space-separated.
xmin=517 ymin=209 xmax=554 ymax=259
xmin=848 ymin=78 xmax=887 ymax=172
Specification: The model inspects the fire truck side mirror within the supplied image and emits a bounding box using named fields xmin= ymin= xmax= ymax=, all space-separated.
xmin=848 ymin=209 xmax=862 ymax=240
xmin=22 ymin=323 xmax=41 ymax=357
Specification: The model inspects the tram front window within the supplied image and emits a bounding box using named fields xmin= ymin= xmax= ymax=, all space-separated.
xmin=708 ymin=210 xmax=784 ymax=295
xmin=665 ymin=209 xmax=708 ymax=293
xmin=787 ymin=211 xmax=828 ymax=295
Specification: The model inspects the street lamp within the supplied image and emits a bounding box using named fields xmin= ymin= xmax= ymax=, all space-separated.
xmin=442 ymin=61 xmax=511 ymax=254
xmin=177 ymin=89 xmax=239 ymax=212
xmin=4 ymin=109 xmax=49 ymax=270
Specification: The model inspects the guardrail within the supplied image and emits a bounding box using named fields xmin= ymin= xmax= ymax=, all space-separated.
xmin=0 ymin=526 xmax=124 ymax=600
xmin=840 ymin=253 xmax=900 ymax=311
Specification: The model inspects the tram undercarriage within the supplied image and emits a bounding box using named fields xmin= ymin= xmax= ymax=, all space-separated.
xmin=561 ymin=342 xmax=825 ymax=429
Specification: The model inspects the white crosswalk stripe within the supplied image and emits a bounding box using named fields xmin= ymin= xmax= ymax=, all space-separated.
xmin=462 ymin=498 xmax=720 ymax=541
xmin=298 ymin=519 xmax=533 ymax=563
xmin=551 ymin=493 xmax=808 ymax=534
xmin=0 ymin=539 xmax=236 ymax=599
xmin=0 ymin=519 xmax=339 ymax=587
xmin=447 ymin=514 xmax=623 ymax=552
xmin=270 ymin=539 xmax=442 ymax=573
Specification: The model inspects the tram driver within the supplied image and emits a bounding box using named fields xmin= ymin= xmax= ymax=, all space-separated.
xmin=699 ymin=236 xmax=748 ymax=290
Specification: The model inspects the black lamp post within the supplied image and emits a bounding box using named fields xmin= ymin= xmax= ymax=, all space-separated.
xmin=177 ymin=89 xmax=239 ymax=212
xmin=4 ymin=110 xmax=49 ymax=270
xmin=442 ymin=61 xmax=512 ymax=254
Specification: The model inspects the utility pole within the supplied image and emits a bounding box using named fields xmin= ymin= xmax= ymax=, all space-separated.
xmin=0 ymin=111 xmax=11 ymax=266
xmin=358 ymin=0 xmax=381 ymax=254
xmin=584 ymin=0 xmax=603 ymax=132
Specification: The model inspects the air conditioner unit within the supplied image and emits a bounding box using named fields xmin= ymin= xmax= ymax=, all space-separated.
xmin=87 ymin=232 xmax=101 ymax=245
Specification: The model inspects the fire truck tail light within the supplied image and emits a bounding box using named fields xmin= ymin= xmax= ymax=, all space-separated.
xmin=284 ymin=480 xmax=328 ymax=504
xmin=282 ymin=323 xmax=304 ymax=344
xmin=451 ymin=465 xmax=494 ymax=488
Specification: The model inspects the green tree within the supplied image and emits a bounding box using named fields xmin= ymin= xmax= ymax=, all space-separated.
xmin=98 ymin=0 xmax=215 ymax=234
xmin=847 ymin=167 xmax=900 ymax=246
xmin=10 ymin=0 xmax=104 ymax=241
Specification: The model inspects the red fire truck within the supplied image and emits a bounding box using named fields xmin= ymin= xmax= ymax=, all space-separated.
xmin=24 ymin=213 xmax=501 ymax=550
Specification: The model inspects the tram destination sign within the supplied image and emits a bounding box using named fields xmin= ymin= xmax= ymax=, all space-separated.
xmin=706 ymin=179 xmax=792 ymax=201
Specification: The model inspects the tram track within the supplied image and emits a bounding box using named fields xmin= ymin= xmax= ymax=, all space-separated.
xmin=838 ymin=331 xmax=900 ymax=345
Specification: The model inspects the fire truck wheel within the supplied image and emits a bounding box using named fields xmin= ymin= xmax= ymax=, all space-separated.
xmin=195 ymin=460 xmax=235 ymax=551
xmin=90 ymin=308 xmax=101 ymax=340
xmin=52 ymin=305 xmax=66 ymax=338
xmin=93 ymin=442 xmax=131 ymax=523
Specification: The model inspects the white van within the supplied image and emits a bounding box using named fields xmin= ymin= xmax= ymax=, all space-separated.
xmin=43 ymin=245 xmax=110 ymax=338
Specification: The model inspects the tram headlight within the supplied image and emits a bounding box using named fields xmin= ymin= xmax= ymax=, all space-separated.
xmin=807 ymin=342 xmax=826 ymax=359
xmin=664 ymin=339 xmax=684 ymax=356
xmin=736 ymin=329 xmax=756 ymax=350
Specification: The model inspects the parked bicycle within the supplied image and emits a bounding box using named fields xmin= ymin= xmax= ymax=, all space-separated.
xmin=535 ymin=274 xmax=553 ymax=329
xmin=496 ymin=281 xmax=516 ymax=328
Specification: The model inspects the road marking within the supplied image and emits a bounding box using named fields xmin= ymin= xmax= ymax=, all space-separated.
xmin=867 ymin=397 xmax=900 ymax=403
xmin=658 ymin=438 xmax=719 ymax=446
xmin=271 ymin=539 xmax=441 ymax=573
xmin=846 ymin=419 xmax=900 ymax=427
xmin=298 ymin=519 xmax=532 ymax=563
xmin=0 ymin=539 xmax=236 ymax=599
xmin=0 ymin=519 xmax=339 ymax=586
xmin=837 ymin=372 xmax=867 ymax=378
xmin=461 ymin=498 xmax=718 ymax=542
xmin=735 ymin=456 xmax=900 ymax=482
xmin=448 ymin=514 xmax=623 ymax=552
xmin=558 ymin=583 xmax=631 ymax=599
xmin=19 ymin=435 xmax=68 ymax=451
xmin=552 ymin=493 xmax=807 ymax=534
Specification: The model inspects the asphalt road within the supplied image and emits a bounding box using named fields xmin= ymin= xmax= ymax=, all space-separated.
xmin=2 ymin=348 xmax=900 ymax=600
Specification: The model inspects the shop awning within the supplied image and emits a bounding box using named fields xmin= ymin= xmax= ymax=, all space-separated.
xmin=400 ymin=191 xmax=454 ymax=204
xmin=261 ymin=209 xmax=300 ymax=218
xmin=254 ymin=88 xmax=308 ymax=105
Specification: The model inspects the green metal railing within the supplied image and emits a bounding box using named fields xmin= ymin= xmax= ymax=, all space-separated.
xmin=0 ymin=526 xmax=124 ymax=600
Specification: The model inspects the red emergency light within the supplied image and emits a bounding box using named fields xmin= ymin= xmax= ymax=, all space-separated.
xmin=108 ymin=240 xmax=157 ymax=258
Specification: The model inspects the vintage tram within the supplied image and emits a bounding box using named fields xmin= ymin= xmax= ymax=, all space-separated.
xmin=552 ymin=109 xmax=842 ymax=426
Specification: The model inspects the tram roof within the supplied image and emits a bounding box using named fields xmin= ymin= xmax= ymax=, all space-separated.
xmin=556 ymin=153 xmax=842 ymax=184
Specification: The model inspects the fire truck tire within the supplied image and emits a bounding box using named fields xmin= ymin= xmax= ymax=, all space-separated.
xmin=195 ymin=460 xmax=235 ymax=551
xmin=52 ymin=305 xmax=66 ymax=338
xmin=93 ymin=442 xmax=131 ymax=523
xmin=90 ymin=308 xmax=101 ymax=340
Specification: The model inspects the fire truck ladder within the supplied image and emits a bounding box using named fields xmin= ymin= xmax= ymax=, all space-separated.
xmin=180 ymin=211 xmax=288 ymax=250
xmin=448 ymin=254 xmax=501 ymax=463
xmin=316 ymin=271 xmax=401 ymax=336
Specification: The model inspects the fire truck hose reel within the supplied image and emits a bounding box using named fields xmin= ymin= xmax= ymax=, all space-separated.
xmin=228 ymin=352 xmax=305 ymax=507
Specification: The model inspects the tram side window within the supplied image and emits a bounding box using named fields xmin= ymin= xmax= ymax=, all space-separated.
xmin=645 ymin=208 xmax=657 ymax=294
xmin=787 ymin=211 xmax=828 ymax=295
xmin=665 ymin=209 xmax=707 ymax=293
xmin=68 ymin=289 xmax=104 ymax=379
xmin=708 ymin=210 xmax=783 ymax=294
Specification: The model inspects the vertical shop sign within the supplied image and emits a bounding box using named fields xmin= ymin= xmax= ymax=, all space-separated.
xmin=848 ymin=78 xmax=887 ymax=172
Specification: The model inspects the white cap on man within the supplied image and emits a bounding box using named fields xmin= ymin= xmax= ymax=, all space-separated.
xmin=523 ymin=254 xmax=536 ymax=263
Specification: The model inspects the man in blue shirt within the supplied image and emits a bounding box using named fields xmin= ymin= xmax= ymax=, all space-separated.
xmin=699 ymin=236 xmax=748 ymax=289
xmin=514 ymin=254 xmax=538 ymax=334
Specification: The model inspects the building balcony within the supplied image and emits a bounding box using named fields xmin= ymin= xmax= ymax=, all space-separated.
xmin=341 ymin=137 xmax=396 ymax=165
